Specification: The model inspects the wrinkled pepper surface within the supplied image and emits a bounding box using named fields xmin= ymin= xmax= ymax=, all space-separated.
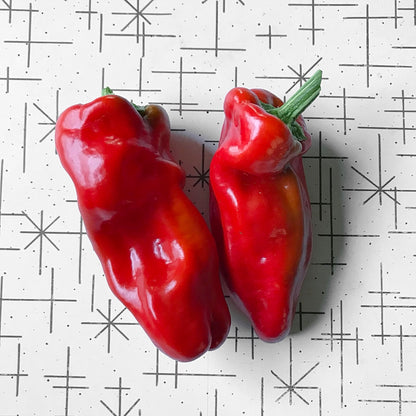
xmin=55 ymin=90 xmax=230 ymax=361
xmin=210 ymin=71 xmax=322 ymax=342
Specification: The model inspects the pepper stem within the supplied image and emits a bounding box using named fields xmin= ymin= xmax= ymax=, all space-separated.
xmin=261 ymin=70 xmax=322 ymax=141
xmin=274 ymin=70 xmax=322 ymax=125
xmin=101 ymin=86 xmax=147 ymax=116
xmin=102 ymin=86 xmax=114 ymax=96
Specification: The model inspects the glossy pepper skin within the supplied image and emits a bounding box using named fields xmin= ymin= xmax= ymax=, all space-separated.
xmin=55 ymin=92 xmax=230 ymax=361
xmin=209 ymin=71 xmax=322 ymax=342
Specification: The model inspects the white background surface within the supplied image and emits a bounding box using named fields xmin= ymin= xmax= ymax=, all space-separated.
xmin=1 ymin=1 xmax=416 ymax=415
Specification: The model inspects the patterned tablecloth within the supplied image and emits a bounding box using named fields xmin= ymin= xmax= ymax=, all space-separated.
xmin=1 ymin=1 xmax=416 ymax=415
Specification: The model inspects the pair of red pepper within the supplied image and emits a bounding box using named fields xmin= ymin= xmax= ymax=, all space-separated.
xmin=55 ymin=71 xmax=321 ymax=361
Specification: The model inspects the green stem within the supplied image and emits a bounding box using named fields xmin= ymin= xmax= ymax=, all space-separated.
xmin=274 ymin=70 xmax=322 ymax=124
xmin=101 ymin=86 xmax=147 ymax=116
xmin=261 ymin=70 xmax=322 ymax=141
xmin=101 ymin=86 xmax=114 ymax=96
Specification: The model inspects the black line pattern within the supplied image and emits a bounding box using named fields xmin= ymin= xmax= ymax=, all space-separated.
xmin=143 ymin=349 xmax=237 ymax=388
xmin=81 ymin=299 xmax=140 ymax=353
xmin=0 ymin=343 xmax=27 ymax=397
xmin=227 ymin=325 xmax=259 ymax=360
xmin=0 ymin=269 xmax=76 ymax=334
xmin=105 ymin=0 xmax=174 ymax=57
xmin=1 ymin=0 xmax=416 ymax=414
xmin=100 ymin=377 xmax=141 ymax=416
xmin=360 ymin=384 xmax=416 ymax=415
xmin=288 ymin=0 xmax=358 ymax=45
xmin=44 ymin=347 xmax=89 ymax=416
xmin=311 ymin=301 xmax=363 ymax=408
xmin=4 ymin=3 xmax=72 ymax=68
xmin=340 ymin=4 xmax=411 ymax=87
xmin=271 ymin=339 xmax=320 ymax=406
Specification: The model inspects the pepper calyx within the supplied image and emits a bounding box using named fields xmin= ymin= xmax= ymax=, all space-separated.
xmin=101 ymin=86 xmax=147 ymax=116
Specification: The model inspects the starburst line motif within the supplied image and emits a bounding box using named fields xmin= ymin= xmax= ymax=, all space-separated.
xmin=187 ymin=143 xmax=209 ymax=188
xmin=21 ymin=211 xmax=60 ymax=251
xmin=343 ymin=134 xmax=400 ymax=206
xmin=33 ymin=90 xmax=59 ymax=143
xmin=21 ymin=210 xmax=60 ymax=274
xmin=113 ymin=0 xmax=171 ymax=31
xmin=271 ymin=339 xmax=320 ymax=405
xmin=285 ymin=59 xmax=323 ymax=93
xmin=256 ymin=57 xmax=323 ymax=94
xmin=350 ymin=166 xmax=396 ymax=205
xmin=82 ymin=299 xmax=139 ymax=353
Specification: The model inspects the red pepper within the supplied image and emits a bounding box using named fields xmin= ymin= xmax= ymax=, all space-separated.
xmin=209 ymin=71 xmax=322 ymax=342
xmin=55 ymin=90 xmax=230 ymax=361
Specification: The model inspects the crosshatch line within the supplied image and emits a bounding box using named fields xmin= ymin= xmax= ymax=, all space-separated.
xmin=3 ymin=3 xmax=72 ymax=68
xmin=100 ymin=376 xmax=141 ymax=416
xmin=310 ymin=167 xmax=379 ymax=275
xmin=358 ymin=90 xmax=416 ymax=145
xmin=227 ymin=325 xmax=258 ymax=360
xmin=362 ymin=263 xmax=416 ymax=353
xmin=90 ymin=274 xmax=95 ymax=312
xmin=65 ymin=200 xmax=88 ymax=284
xmin=101 ymin=60 xmax=161 ymax=98
xmin=75 ymin=0 xmax=98 ymax=30
xmin=309 ymin=89 xmax=375 ymax=135
xmin=44 ymin=346 xmax=89 ymax=416
xmin=288 ymin=1 xmax=358 ymax=45
xmin=359 ymin=384 xmax=416 ymax=415
xmin=0 ymin=66 xmax=41 ymax=93
xmin=294 ymin=302 xmax=325 ymax=332
xmin=143 ymin=349 xmax=236 ymax=388
xmin=152 ymin=57 xmax=217 ymax=116
xmin=22 ymin=102 xmax=28 ymax=173
xmin=0 ymin=343 xmax=27 ymax=397
xmin=340 ymin=4 xmax=410 ymax=87
xmin=0 ymin=159 xmax=3 ymax=230
xmin=0 ymin=1 xmax=39 ymax=23
xmin=0 ymin=275 xmax=22 ymax=343
xmin=255 ymin=25 xmax=287 ymax=49
xmin=106 ymin=21 xmax=176 ymax=57
xmin=304 ymin=131 xmax=348 ymax=220
xmin=372 ymin=325 xmax=416 ymax=372
xmin=0 ymin=269 xmax=76 ymax=334
xmin=397 ymin=0 xmax=416 ymax=26
xmin=311 ymin=300 xmax=362 ymax=408
xmin=202 ymin=0 xmax=246 ymax=14
xmin=196 ymin=389 xmax=219 ymax=416
xmin=181 ymin=0 xmax=246 ymax=56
